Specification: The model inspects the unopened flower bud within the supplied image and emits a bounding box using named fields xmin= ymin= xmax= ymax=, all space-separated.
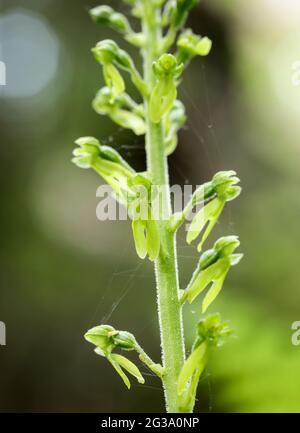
xmin=90 ymin=5 xmax=131 ymax=34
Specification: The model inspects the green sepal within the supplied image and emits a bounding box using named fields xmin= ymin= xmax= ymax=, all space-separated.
xmin=85 ymin=325 xmax=138 ymax=355
xmin=186 ymin=258 xmax=229 ymax=304
xmin=132 ymin=219 xmax=147 ymax=259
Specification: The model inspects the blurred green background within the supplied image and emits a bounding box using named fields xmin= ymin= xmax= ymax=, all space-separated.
xmin=0 ymin=0 xmax=300 ymax=413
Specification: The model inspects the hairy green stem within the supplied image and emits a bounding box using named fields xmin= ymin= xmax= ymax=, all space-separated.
xmin=142 ymin=1 xmax=186 ymax=413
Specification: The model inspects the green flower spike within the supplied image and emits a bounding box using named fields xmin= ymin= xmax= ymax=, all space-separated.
xmin=187 ymin=171 xmax=241 ymax=251
xmin=93 ymin=87 xmax=146 ymax=136
xmin=72 ymin=136 xmax=135 ymax=198
xmin=92 ymin=40 xmax=147 ymax=97
xmin=84 ymin=325 xmax=144 ymax=389
xmin=176 ymin=29 xmax=212 ymax=66
xmin=182 ymin=236 xmax=243 ymax=311
xmin=149 ymin=54 xmax=183 ymax=123
xmin=178 ymin=313 xmax=232 ymax=411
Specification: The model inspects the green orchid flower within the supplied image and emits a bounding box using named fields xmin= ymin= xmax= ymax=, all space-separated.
xmin=187 ymin=171 xmax=241 ymax=251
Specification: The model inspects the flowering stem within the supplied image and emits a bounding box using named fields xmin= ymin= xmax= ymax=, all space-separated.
xmin=142 ymin=1 xmax=186 ymax=413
